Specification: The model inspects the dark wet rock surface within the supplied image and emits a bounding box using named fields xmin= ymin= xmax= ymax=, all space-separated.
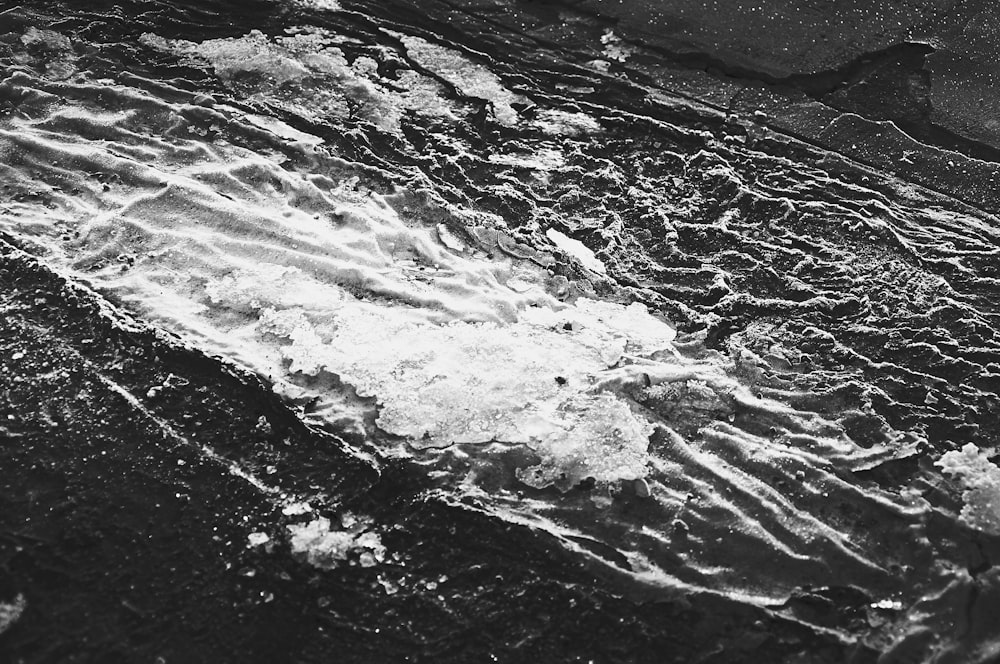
xmin=569 ymin=0 xmax=1000 ymax=156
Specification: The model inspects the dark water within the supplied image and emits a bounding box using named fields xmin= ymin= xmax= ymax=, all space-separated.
xmin=2 ymin=1 xmax=1000 ymax=662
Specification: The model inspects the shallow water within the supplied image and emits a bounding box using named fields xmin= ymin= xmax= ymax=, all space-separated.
xmin=3 ymin=1 xmax=1000 ymax=660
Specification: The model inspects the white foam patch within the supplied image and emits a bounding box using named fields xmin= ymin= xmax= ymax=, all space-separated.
xmin=0 ymin=595 xmax=25 ymax=636
xmin=600 ymin=30 xmax=636 ymax=63
xmin=288 ymin=516 xmax=386 ymax=569
xmin=294 ymin=0 xmax=342 ymax=10
xmin=208 ymin=258 xmax=675 ymax=485
xmin=2 ymin=22 xmax=693 ymax=494
xmin=546 ymin=228 xmax=606 ymax=274
xmin=395 ymin=33 xmax=524 ymax=126
xmin=516 ymin=393 xmax=652 ymax=488
xmin=531 ymin=109 xmax=601 ymax=136
xmin=243 ymin=113 xmax=323 ymax=145
xmin=139 ymin=29 xmax=421 ymax=133
xmin=21 ymin=26 xmax=72 ymax=52
xmin=489 ymin=148 xmax=565 ymax=172
xmin=937 ymin=444 xmax=1000 ymax=534
xmin=0 ymin=67 xmax=679 ymax=488
xmin=142 ymin=29 xmax=503 ymax=132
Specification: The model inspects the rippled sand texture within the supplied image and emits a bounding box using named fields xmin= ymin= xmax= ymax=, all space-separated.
xmin=3 ymin=3 xmax=1000 ymax=660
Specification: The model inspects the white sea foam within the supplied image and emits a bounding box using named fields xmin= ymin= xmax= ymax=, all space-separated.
xmin=937 ymin=444 xmax=1000 ymax=534
xmin=141 ymin=29 xmax=505 ymax=132
xmin=207 ymin=254 xmax=675 ymax=485
xmin=600 ymin=30 xmax=636 ymax=63
xmin=293 ymin=0 xmax=342 ymax=11
xmin=288 ymin=516 xmax=386 ymax=569
xmin=0 ymin=595 xmax=25 ymax=635
xmin=545 ymin=228 xmax=606 ymax=275
xmin=1 ymin=30 xmax=680 ymax=488
xmin=395 ymin=34 xmax=524 ymax=126
xmin=140 ymin=29 xmax=441 ymax=132
xmin=531 ymin=109 xmax=601 ymax=136
xmin=0 ymin=21 xmax=950 ymax=614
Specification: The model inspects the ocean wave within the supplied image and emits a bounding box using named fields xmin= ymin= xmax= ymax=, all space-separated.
xmin=3 ymin=5 xmax=1000 ymax=657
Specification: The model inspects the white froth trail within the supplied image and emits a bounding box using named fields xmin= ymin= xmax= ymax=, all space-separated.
xmin=1 ymin=27 xmax=689 ymax=491
xmin=2 ymin=26 xmax=941 ymax=609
